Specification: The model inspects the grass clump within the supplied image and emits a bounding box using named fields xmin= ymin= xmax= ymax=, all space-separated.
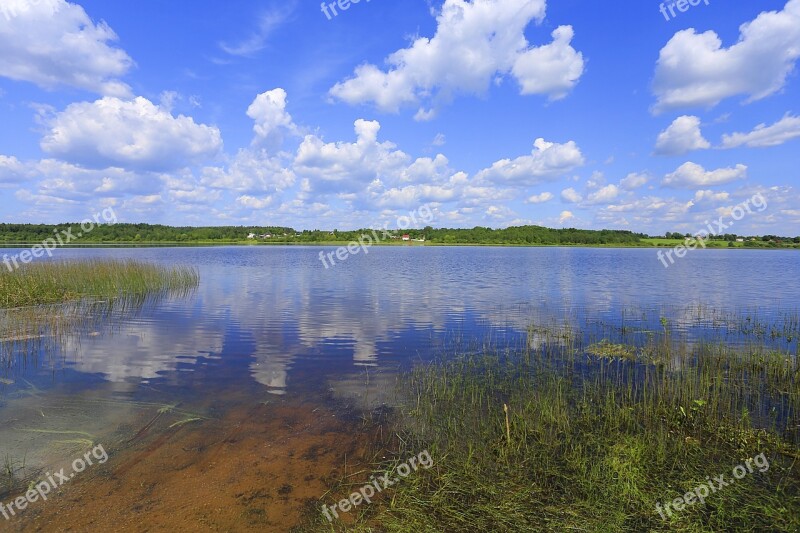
xmin=0 ymin=259 xmax=199 ymax=309
xmin=304 ymin=330 xmax=799 ymax=532
xmin=586 ymin=339 xmax=637 ymax=360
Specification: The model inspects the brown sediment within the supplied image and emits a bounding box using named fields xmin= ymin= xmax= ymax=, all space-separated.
xmin=8 ymin=396 xmax=379 ymax=532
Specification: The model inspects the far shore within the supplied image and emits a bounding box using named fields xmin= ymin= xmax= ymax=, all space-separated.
xmin=0 ymin=239 xmax=798 ymax=250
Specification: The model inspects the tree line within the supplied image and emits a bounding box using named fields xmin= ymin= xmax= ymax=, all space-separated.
xmin=0 ymin=223 xmax=647 ymax=245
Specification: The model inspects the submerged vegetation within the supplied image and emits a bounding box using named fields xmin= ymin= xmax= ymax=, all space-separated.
xmin=0 ymin=260 xmax=199 ymax=367
xmin=304 ymin=322 xmax=800 ymax=532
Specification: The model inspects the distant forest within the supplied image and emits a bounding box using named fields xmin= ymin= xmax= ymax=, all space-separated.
xmin=0 ymin=223 xmax=647 ymax=245
xmin=1 ymin=223 xmax=797 ymax=246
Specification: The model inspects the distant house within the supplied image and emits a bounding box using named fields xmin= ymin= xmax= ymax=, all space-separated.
xmin=247 ymin=233 xmax=257 ymax=239
xmin=736 ymin=238 xmax=744 ymax=243
xmin=402 ymin=234 xmax=411 ymax=241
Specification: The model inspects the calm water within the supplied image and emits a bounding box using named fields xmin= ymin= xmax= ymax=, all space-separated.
xmin=1 ymin=246 xmax=798 ymax=510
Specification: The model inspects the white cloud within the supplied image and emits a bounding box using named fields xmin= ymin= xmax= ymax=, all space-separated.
xmin=0 ymin=155 xmax=28 ymax=185
xmin=561 ymin=187 xmax=582 ymax=203
xmin=432 ymin=133 xmax=446 ymax=147
xmin=219 ymin=5 xmax=295 ymax=56
xmin=694 ymin=190 xmax=730 ymax=202
xmin=475 ymin=138 xmax=584 ymax=185
xmin=619 ymin=172 xmax=649 ymax=190
xmin=294 ymin=119 xmax=413 ymax=193
xmin=653 ymin=0 xmax=800 ymax=112
xmin=201 ymin=148 xmax=295 ymax=193
xmin=329 ymin=0 xmax=583 ymax=117
xmin=586 ymin=171 xmax=605 ymax=190
xmin=246 ymin=88 xmax=298 ymax=146
xmin=236 ymin=195 xmax=274 ymax=209
xmin=0 ymin=0 xmax=133 ymax=96
xmin=662 ymin=161 xmax=747 ymax=188
xmin=40 ymin=96 xmax=223 ymax=171
xmin=655 ymin=115 xmax=710 ymax=155
xmin=525 ymin=191 xmax=554 ymax=204
xmin=368 ymin=181 xmax=460 ymax=209
xmin=720 ymin=113 xmax=800 ymax=148
xmin=595 ymin=195 xmax=697 ymax=229
xmin=511 ymin=26 xmax=585 ymax=99
xmin=558 ymin=210 xmax=574 ymax=224
xmin=586 ymin=184 xmax=620 ymax=205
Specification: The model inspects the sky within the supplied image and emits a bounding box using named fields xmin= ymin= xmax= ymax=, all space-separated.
xmin=0 ymin=0 xmax=799 ymax=235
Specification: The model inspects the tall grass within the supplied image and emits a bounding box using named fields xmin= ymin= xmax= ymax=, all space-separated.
xmin=303 ymin=325 xmax=800 ymax=532
xmin=0 ymin=260 xmax=199 ymax=367
xmin=0 ymin=259 xmax=199 ymax=309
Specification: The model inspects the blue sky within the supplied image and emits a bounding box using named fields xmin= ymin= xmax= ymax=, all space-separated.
xmin=0 ymin=0 xmax=798 ymax=235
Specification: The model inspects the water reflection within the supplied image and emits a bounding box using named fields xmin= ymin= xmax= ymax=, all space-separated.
xmin=1 ymin=246 xmax=797 ymax=395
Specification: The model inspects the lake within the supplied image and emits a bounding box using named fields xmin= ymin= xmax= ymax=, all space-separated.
xmin=1 ymin=246 xmax=797 ymax=529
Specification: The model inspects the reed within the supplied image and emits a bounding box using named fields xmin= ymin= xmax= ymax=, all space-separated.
xmin=0 ymin=259 xmax=199 ymax=309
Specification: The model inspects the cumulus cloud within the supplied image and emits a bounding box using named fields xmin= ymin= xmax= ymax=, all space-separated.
xmin=40 ymin=96 xmax=223 ymax=171
xmin=720 ymin=113 xmax=800 ymax=148
xmin=201 ymin=148 xmax=295 ymax=193
xmin=619 ymin=172 xmax=649 ymax=190
xmin=653 ymin=0 xmax=800 ymax=112
xmin=586 ymin=184 xmax=620 ymax=205
xmin=561 ymin=187 xmax=582 ymax=203
xmin=595 ymin=195 xmax=697 ymax=229
xmin=662 ymin=161 xmax=747 ymax=188
xmin=0 ymin=155 xmax=28 ymax=185
xmin=694 ymin=190 xmax=730 ymax=202
xmin=525 ymin=191 xmax=554 ymax=204
xmin=655 ymin=115 xmax=710 ymax=155
xmin=368 ymin=180 xmax=461 ymax=209
xmin=294 ymin=119 xmax=413 ymax=193
xmin=558 ymin=210 xmax=574 ymax=224
xmin=329 ymin=0 xmax=583 ymax=118
xmin=475 ymin=138 xmax=584 ymax=185
xmin=246 ymin=88 xmax=298 ymax=146
xmin=0 ymin=0 xmax=133 ymax=96
xmin=511 ymin=25 xmax=585 ymax=98
xmin=236 ymin=195 xmax=274 ymax=209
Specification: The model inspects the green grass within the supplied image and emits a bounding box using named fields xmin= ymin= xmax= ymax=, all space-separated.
xmin=0 ymin=260 xmax=199 ymax=366
xmin=0 ymin=259 xmax=199 ymax=309
xmin=301 ymin=326 xmax=800 ymax=532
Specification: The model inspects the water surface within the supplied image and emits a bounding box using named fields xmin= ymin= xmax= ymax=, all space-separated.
xmin=1 ymin=246 xmax=797 ymax=529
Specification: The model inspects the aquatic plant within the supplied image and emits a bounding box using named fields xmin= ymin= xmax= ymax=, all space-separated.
xmin=302 ymin=322 xmax=800 ymax=532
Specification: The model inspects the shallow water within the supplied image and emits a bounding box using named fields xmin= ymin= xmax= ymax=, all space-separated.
xmin=0 ymin=246 xmax=797 ymax=530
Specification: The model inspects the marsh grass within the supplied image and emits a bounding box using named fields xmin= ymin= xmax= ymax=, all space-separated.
xmin=302 ymin=325 xmax=800 ymax=532
xmin=0 ymin=260 xmax=199 ymax=368
xmin=0 ymin=259 xmax=198 ymax=309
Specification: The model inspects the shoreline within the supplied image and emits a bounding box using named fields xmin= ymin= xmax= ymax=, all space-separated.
xmin=0 ymin=241 xmax=798 ymax=250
